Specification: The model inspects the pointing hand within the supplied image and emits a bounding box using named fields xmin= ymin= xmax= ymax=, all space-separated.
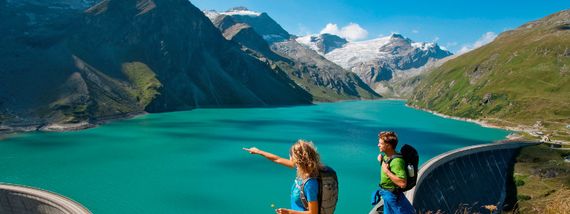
xmin=243 ymin=147 xmax=260 ymax=155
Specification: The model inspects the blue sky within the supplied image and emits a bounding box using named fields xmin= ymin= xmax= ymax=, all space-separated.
xmin=192 ymin=0 xmax=570 ymax=53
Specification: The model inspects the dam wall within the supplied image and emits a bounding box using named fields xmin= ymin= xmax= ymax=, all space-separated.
xmin=0 ymin=184 xmax=90 ymax=214
xmin=407 ymin=141 xmax=538 ymax=213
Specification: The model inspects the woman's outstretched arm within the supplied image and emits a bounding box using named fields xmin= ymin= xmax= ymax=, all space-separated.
xmin=243 ymin=147 xmax=294 ymax=168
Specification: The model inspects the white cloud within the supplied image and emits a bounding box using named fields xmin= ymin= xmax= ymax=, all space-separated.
xmin=458 ymin=32 xmax=497 ymax=54
xmin=412 ymin=29 xmax=419 ymax=34
xmin=320 ymin=23 xmax=368 ymax=41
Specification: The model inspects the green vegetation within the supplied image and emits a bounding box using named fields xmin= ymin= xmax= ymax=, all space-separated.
xmin=409 ymin=10 xmax=570 ymax=141
xmin=121 ymin=62 xmax=162 ymax=107
xmin=510 ymin=144 xmax=570 ymax=213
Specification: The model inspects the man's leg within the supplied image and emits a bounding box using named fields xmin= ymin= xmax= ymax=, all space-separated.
xmin=391 ymin=192 xmax=415 ymax=214
xmin=379 ymin=189 xmax=397 ymax=214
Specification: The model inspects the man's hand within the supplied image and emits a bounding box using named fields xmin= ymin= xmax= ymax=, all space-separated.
xmin=382 ymin=160 xmax=390 ymax=173
xmin=243 ymin=147 xmax=260 ymax=155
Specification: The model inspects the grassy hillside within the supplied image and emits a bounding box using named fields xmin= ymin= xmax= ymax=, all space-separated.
xmin=511 ymin=144 xmax=570 ymax=213
xmin=409 ymin=10 xmax=570 ymax=140
xmin=121 ymin=62 xmax=162 ymax=107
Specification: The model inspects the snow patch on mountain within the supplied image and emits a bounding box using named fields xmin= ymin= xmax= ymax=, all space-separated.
xmin=203 ymin=10 xmax=221 ymax=20
xmin=296 ymin=33 xmax=348 ymax=54
xmin=296 ymin=35 xmax=320 ymax=52
xmin=325 ymin=36 xmax=393 ymax=69
xmin=222 ymin=10 xmax=261 ymax=17
xmin=411 ymin=42 xmax=436 ymax=51
xmin=203 ymin=7 xmax=289 ymax=43
xmin=204 ymin=7 xmax=261 ymax=20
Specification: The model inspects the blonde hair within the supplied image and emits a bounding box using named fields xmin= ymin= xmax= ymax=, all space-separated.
xmin=290 ymin=139 xmax=321 ymax=179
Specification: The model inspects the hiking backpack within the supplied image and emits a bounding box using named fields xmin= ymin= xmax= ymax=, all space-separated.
xmin=387 ymin=144 xmax=419 ymax=192
xmin=300 ymin=166 xmax=339 ymax=214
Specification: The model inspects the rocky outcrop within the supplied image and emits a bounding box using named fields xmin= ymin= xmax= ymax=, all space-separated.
xmin=296 ymin=33 xmax=348 ymax=54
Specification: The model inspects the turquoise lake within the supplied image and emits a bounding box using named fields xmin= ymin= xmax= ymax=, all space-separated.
xmin=0 ymin=100 xmax=510 ymax=213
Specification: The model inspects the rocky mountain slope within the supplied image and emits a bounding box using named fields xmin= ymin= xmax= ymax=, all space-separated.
xmin=0 ymin=0 xmax=313 ymax=132
xmin=298 ymin=33 xmax=452 ymax=96
xmin=206 ymin=8 xmax=379 ymax=101
xmin=409 ymin=9 xmax=570 ymax=141
xmin=296 ymin=33 xmax=348 ymax=55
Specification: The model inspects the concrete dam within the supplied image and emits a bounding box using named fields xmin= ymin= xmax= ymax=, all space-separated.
xmin=0 ymin=184 xmax=90 ymax=214
xmin=371 ymin=141 xmax=538 ymax=213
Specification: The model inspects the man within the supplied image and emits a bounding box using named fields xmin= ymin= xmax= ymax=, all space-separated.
xmin=376 ymin=131 xmax=415 ymax=214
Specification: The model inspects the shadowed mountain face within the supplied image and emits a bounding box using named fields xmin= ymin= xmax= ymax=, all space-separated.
xmin=409 ymin=9 xmax=570 ymax=139
xmin=206 ymin=8 xmax=380 ymax=101
xmin=0 ymin=0 xmax=312 ymax=129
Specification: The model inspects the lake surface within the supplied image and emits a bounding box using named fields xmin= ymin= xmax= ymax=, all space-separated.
xmin=0 ymin=100 xmax=509 ymax=213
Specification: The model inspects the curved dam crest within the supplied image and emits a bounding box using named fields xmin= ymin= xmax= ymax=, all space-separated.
xmin=0 ymin=183 xmax=90 ymax=214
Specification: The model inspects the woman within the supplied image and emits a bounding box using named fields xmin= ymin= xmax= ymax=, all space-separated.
xmin=243 ymin=140 xmax=321 ymax=214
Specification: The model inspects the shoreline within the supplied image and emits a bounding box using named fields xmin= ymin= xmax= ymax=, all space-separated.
xmin=0 ymin=98 xmax=391 ymax=138
xmin=405 ymin=103 xmax=569 ymax=144
xmin=0 ymin=111 xmax=147 ymax=138
xmin=2 ymin=99 xmax=564 ymax=144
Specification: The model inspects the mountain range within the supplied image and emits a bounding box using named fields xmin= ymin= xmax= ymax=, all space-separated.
xmin=297 ymin=33 xmax=453 ymax=96
xmin=205 ymin=7 xmax=380 ymax=102
xmin=0 ymin=1 xmax=379 ymax=132
xmin=2 ymin=1 xmax=567 ymax=140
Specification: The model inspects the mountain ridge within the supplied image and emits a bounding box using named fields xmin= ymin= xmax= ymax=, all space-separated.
xmin=297 ymin=32 xmax=453 ymax=96
xmin=409 ymin=9 xmax=570 ymax=141
xmin=206 ymin=8 xmax=380 ymax=101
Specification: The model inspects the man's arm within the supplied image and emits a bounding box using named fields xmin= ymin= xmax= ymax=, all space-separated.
xmin=382 ymin=161 xmax=407 ymax=188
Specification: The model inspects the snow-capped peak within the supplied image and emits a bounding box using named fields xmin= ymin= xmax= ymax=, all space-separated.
xmin=203 ymin=7 xmax=262 ymax=20
xmin=389 ymin=33 xmax=405 ymax=39
xmin=321 ymin=33 xmax=451 ymax=70
xmin=411 ymin=42 xmax=437 ymax=51
xmin=296 ymin=34 xmax=321 ymax=52
xmin=222 ymin=7 xmax=262 ymax=16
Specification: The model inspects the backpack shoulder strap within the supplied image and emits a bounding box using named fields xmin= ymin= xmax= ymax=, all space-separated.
xmin=386 ymin=154 xmax=403 ymax=164
xmin=298 ymin=178 xmax=312 ymax=210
